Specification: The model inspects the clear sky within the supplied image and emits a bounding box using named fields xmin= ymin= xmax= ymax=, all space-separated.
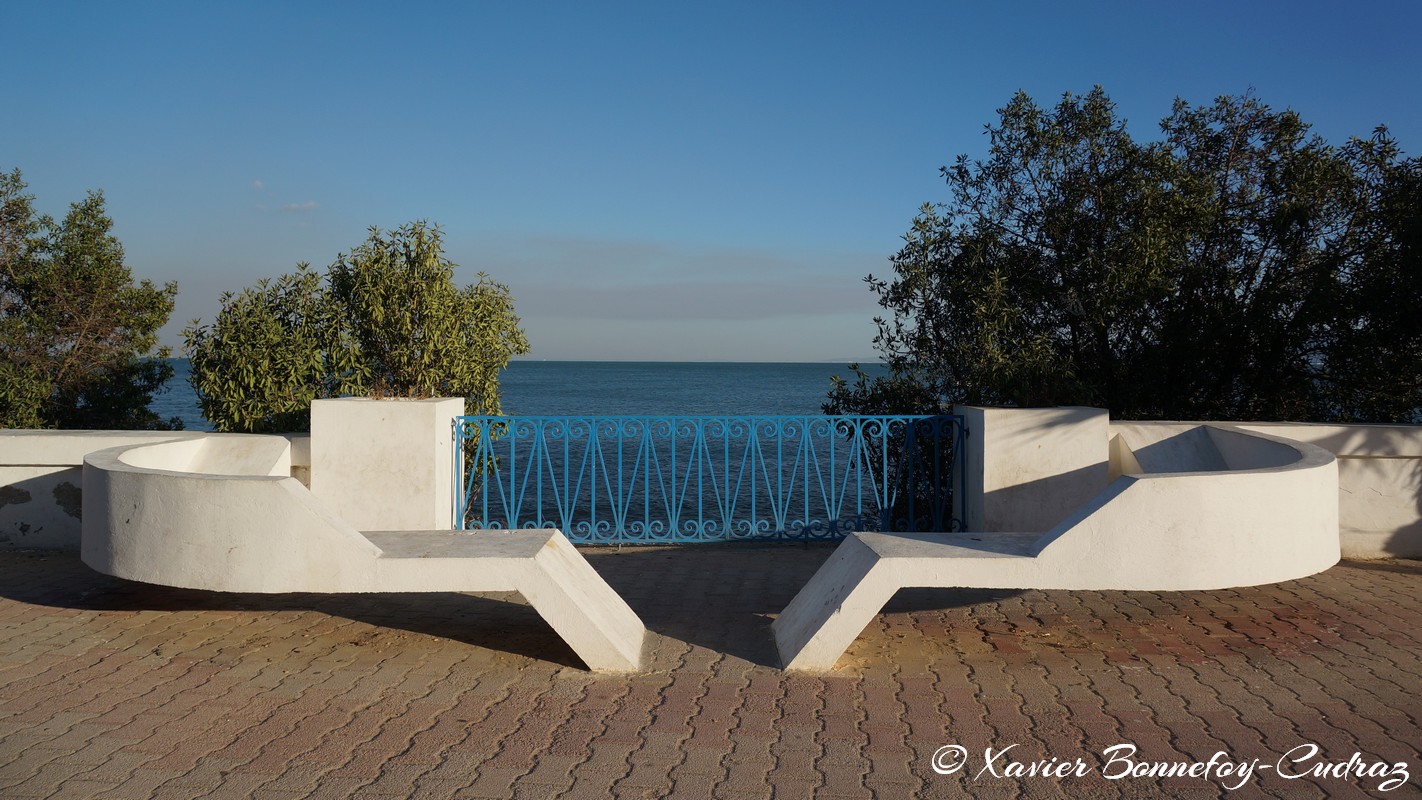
xmin=4 ymin=1 xmax=1420 ymax=362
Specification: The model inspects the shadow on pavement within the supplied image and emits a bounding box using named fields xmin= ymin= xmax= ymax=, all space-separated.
xmin=0 ymin=551 xmax=585 ymax=670
xmin=3 ymin=543 xmax=1033 ymax=671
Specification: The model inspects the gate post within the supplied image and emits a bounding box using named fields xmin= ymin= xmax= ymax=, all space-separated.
xmin=957 ymin=406 xmax=1110 ymax=533
xmin=309 ymin=397 xmax=465 ymax=531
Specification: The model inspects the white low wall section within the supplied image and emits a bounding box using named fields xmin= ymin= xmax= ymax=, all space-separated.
xmin=1 ymin=431 xmax=196 ymax=550
xmin=1236 ymin=423 xmax=1422 ymax=559
xmin=80 ymin=433 xmax=646 ymax=672
xmin=958 ymin=406 xmax=1109 ymax=532
xmin=115 ymin=435 xmax=292 ymax=477
xmin=1045 ymin=423 xmax=1339 ymax=589
xmin=82 ymin=435 xmax=377 ymax=593
xmin=0 ymin=430 xmax=311 ymax=550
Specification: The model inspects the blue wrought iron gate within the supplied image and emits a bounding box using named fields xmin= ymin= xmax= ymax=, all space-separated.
xmin=453 ymin=415 xmax=966 ymax=544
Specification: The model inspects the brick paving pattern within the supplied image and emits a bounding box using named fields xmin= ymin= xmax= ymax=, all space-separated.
xmin=1 ymin=545 xmax=1419 ymax=798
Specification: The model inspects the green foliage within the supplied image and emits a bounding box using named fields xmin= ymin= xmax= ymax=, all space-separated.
xmin=830 ymin=89 xmax=1422 ymax=423
xmin=328 ymin=222 xmax=529 ymax=412
xmin=185 ymin=265 xmax=364 ymax=433
xmin=1312 ymin=132 xmax=1422 ymax=422
xmin=0 ymin=168 xmax=180 ymax=430
xmin=824 ymin=364 xmax=940 ymax=416
xmin=185 ymin=221 xmax=530 ymax=432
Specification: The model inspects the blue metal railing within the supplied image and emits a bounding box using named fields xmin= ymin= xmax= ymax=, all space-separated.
xmin=453 ymin=415 xmax=966 ymax=544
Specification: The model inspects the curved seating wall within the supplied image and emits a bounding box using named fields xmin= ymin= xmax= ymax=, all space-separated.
xmin=1238 ymin=422 xmax=1422 ymax=559
xmin=81 ymin=433 xmax=648 ymax=672
xmin=775 ymin=422 xmax=1342 ymax=670
xmin=115 ymin=435 xmax=293 ymax=478
xmin=877 ymin=423 xmax=1340 ymax=593
xmin=83 ymin=435 xmax=382 ymax=594
xmin=883 ymin=422 xmax=1341 ymax=594
xmin=1022 ymin=423 xmax=1340 ymax=590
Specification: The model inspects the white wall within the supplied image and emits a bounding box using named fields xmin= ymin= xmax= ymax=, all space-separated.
xmin=1103 ymin=421 xmax=1421 ymax=558
xmin=958 ymin=406 xmax=1110 ymax=532
xmin=0 ymin=430 xmax=310 ymax=550
xmin=776 ymin=420 xmax=1343 ymax=671
xmin=308 ymin=398 xmax=462 ymax=531
xmin=5 ymin=413 xmax=1420 ymax=559
xmin=953 ymin=413 xmax=1420 ymax=560
xmin=82 ymin=436 xmax=384 ymax=592
xmin=1034 ymin=423 xmax=1340 ymax=589
xmin=1 ymin=431 xmax=191 ymax=550
xmin=76 ymin=433 xmax=648 ymax=671
xmin=1237 ymin=423 xmax=1422 ymax=559
xmin=951 ymin=412 xmax=1341 ymax=585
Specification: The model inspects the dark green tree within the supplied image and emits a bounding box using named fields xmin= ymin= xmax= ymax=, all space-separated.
xmin=185 ymin=221 xmax=530 ymax=432
xmin=1317 ymin=132 xmax=1422 ymax=421
xmin=828 ymin=89 xmax=1422 ymax=423
xmin=0 ymin=169 xmax=180 ymax=430
xmin=1143 ymin=94 xmax=1375 ymax=420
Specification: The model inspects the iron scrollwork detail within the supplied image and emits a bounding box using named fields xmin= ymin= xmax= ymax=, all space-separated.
xmin=453 ymin=414 xmax=965 ymax=544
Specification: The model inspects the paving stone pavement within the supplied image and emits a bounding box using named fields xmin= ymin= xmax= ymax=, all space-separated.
xmin=0 ymin=545 xmax=1419 ymax=799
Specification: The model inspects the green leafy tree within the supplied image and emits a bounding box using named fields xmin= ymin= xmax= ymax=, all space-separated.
xmin=184 ymin=265 xmax=364 ymax=433
xmin=328 ymin=222 xmax=529 ymax=412
xmin=1143 ymin=95 xmax=1381 ymax=420
xmin=185 ymin=221 xmax=530 ymax=432
xmin=1313 ymin=132 xmax=1422 ymax=421
xmin=0 ymin=168 xmax=180 ymax=430
xmin=829 ymin=89 xmax=1422 ymax=423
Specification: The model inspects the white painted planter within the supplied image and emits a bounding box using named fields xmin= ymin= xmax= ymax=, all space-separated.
xmin=309 ymin=397 xmax=464 ymax=531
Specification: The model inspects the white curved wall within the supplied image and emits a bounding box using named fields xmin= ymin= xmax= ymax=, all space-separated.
xmin=1 ymin=430 xmax=311 ymax=551
xmin=777 ymin=420 xmax=1344 ymax=671
xmin=1032 ymin=423 xmax=1339 ymax=589
xmin=82 ymin=436 xmax=381 ymax=593
xmin=0 ymin=431 xmax=194 ymax=550
xmin=77 ymin=431 xmax=648 ymax=672
xmin=952 ymin=412 xmax=1341 ymax=590
xmin=1036 ymin=432 xmax=1338 ymax=589
xmin=115 ymin=435 xmax=291 ymax=477
xmin=1109 ymin=421 xmax=1420 ymax=559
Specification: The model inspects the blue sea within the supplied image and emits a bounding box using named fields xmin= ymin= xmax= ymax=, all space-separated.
xmin=151 ymin=360 xmax=887 ymax=430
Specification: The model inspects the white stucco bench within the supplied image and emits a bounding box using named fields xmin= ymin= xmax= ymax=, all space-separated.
xmin=81 ymin=435 xmax=645 ymax=672
xmin=772 ymin=423 xmax=1340 ymax=671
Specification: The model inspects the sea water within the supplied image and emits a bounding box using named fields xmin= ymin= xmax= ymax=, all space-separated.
xmin=150 ymin=360 xmax=887 ymax=430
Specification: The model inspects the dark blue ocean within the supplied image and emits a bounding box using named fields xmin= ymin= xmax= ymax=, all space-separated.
xmin=151 ymin=360 xmax=887 ymax=430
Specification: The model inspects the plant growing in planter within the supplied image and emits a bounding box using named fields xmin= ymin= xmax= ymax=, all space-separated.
xmin=184 ymin=221 xmax=529 ymax=432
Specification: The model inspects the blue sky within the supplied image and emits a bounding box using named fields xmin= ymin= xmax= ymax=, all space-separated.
xmin=5 ymin=1 xmax=1420 ymax=361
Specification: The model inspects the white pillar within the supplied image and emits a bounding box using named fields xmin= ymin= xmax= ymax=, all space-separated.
xmin=958 ymin=406 xmax=1110 ymax=532
xmin=309 ymin=397 xmax=464 ymax=531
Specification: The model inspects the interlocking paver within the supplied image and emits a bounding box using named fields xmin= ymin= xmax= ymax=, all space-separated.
xmin=1 ymin=548 xmax=1420 ymax=798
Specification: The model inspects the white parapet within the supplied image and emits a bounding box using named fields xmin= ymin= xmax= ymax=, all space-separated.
xmin=309 ymin=397 xmax=463 ymax=531
xmin=0 ymin=431 xmax=202 ymax=551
